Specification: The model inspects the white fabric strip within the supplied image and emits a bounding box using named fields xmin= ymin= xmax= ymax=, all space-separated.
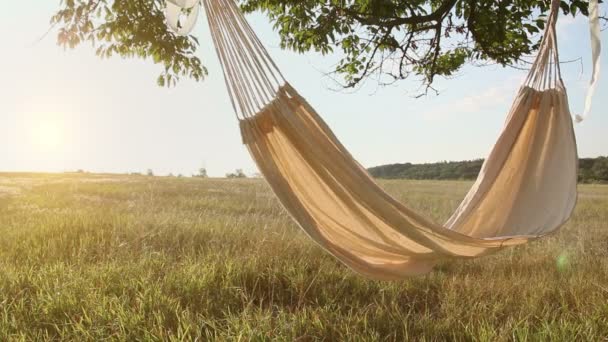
xmin=576 ymin=0 xmax=601 ymax=123
xmin=165 ymin=0 xmax=201 ymax=36
xmin=167 ymin=0 xmax=199 ymax=7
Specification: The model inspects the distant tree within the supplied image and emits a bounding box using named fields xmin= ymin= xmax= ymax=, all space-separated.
xmin=168 ymin=173 xmax=175 ymax=177
xmin=226 ymin=169 xmax=247 ymax=179
xmin=370 ymin=157 xmax=608 ymax=183
xmin=147 ymin=169 xmax=154 ymax=177
xmin=194 ymin=167 xmax=208 ymax=178
xmin=177 ymin=174 xmax=184 ymax=178
xmin=592 ymin=157 xmax=608 ymax=182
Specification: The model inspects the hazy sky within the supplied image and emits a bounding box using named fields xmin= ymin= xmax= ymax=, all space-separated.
xmin=0 ymin=2 xmax=606 ymax=177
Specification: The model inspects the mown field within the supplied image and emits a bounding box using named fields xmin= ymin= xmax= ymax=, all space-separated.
xmin=0 ymin=173 xmax=606 ymax=341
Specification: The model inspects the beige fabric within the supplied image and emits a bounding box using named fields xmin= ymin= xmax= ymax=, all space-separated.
xmin=188 ymin=0 xmax=589 ymax=279
xmin=445 ymin=85 xmax=578 ymax=238
xmin=239 ymin=83 xmax=577 ymax=280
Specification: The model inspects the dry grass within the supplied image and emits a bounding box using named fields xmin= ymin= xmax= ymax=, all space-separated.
xmin=0 ymin=173 xmax=606 ymax=341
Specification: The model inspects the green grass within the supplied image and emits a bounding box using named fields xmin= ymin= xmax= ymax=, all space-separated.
xmin=0 ymin=173 xmax=607 ymax=341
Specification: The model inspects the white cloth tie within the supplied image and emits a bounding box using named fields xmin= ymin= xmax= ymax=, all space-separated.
xmin=576 ymin=0 xmax=601 ymax=123
xmin=165 ymin=0 xmax=201 ymax=36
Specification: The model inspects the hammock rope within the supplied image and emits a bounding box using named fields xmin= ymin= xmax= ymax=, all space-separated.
xmin=165 ymin=0 xmax=601 ymax=279
xmin=524 ymin=0 xmax=563 ymax=91
xmin=203 ymin=0 xmax=285 ymax=119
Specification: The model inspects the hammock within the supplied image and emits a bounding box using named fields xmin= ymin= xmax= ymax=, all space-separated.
xmin=166 ymin=0 xmax=601 ymax=279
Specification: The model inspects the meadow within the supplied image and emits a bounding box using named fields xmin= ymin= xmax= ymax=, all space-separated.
xmin=0 ymin=173 xmax=606 ymax=341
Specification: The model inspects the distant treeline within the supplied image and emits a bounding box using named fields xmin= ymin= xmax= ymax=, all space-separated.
xmin=368 ymin=157 xmax=608 ymax=183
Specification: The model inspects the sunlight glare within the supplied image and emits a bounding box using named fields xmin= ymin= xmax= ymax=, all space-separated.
xmin=556 ymin=252 xmax=571 ymax=272
xmin=31 ymin=118 xmax=65 ymax=151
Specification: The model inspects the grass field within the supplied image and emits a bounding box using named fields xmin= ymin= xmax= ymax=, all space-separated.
xmin=0 ymin=173 xmax=606 ymax=341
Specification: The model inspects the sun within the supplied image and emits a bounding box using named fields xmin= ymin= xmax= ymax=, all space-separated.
xmin=31 ymin=119 xmax=65 ymax=151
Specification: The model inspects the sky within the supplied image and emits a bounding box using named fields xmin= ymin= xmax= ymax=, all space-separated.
xmin=0 ymin=2 xmax=606 ymax=177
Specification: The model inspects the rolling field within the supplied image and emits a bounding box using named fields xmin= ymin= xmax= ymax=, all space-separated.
xmin=0 ymin=173 xmax=606 ymax=341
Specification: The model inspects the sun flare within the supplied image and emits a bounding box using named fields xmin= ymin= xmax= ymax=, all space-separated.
xmin=31 ymin=119 xmax=65 ymax=151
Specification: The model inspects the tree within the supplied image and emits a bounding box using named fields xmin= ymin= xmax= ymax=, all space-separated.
xmin=194 ymin=167 xmax=208 ymax=178
xmin=51 ymin=1 xmax=604 ymax=91
xmin=52 ymin=0 xmax=206 ymax=87
xmin=226 ymin=169 xmax=247 ymax=178
xmin=591 ymin=157 xmax=608 ymax=182
xmin=369 ymin=157 xmax=608 ymax=183
xmin=147 ymin=169 xmax=154 ymax=176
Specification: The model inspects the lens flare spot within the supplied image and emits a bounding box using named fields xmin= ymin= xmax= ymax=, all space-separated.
xmin=556 ymin=252 xmax=570 ymax=272
xmin=31 ymin=119 xmax=65 ymax=151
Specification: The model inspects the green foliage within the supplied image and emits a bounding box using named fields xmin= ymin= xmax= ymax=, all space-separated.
xmin=52 ymin=0 xmax=207 ymax=87
xmin=0 ymin=173 xmax=606 ymax=339
xmin=369 ymin=159 xmax=484 ymax=180
xmin=194 ymin=167 xmax=208 ymax=178
xmin=51 ymin=0 xmax=601 ymax=89
xmin=571 ymin=157 xmax=608 ymax=183
xmin=241 ymin=0 xmax=597 ymax=90
xmin=369 ymin=156 xmax=608 ymax=183
xmin=226 ymin=169 xmax=247 ymax=178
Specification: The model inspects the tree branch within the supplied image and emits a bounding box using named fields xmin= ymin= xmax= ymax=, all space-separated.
xmin=342 ymin=0 xmax=458 ymax=27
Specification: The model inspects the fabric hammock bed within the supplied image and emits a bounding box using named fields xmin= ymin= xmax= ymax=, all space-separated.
xmin=165 ymin=0 xmax=602 ymax=279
